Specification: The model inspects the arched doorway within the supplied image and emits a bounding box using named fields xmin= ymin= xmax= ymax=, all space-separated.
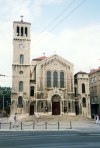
xmin=52 ymin=94 xmax=61 ymax=115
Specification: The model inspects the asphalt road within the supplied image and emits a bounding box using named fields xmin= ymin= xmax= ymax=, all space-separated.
xmin=0 ymin=131 xmax=100 ymax=148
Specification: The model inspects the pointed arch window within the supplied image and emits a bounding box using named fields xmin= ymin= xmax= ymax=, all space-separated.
xmin=60 ymin=71 xmax=64 ymax=88
xmin=19 ymin=81 xmax=23 ymax=92
xmin=47 ymin=71 xmax=51 ymax=87
xmin=53 ymin=71 xmax=58 ymax=87
xmin=18 ymin=96 xmax=23 ymax=108
xmin=82 ymin=83 xmax=85 ymax=93
xmin=20 ymin=54 xmax=24 ymax=64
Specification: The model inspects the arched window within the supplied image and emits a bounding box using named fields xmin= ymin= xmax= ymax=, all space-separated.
xmin=21 ymin=27 xmax=23 ymax=36
xmin=75 ymin=87 xmax=77 ymax=97
xmin=82 ymin=83 xmax=85 ymax=93
xmin=18 ymin=96 xmax=23 ymax=108
xmin=25 ymin=27 xmax=28 ymax=36
xmin=16 ymin=26 xmax=19 ymax=36
xmin=53 ymin=71 xmax=58 ymax=87
xmin=82 ymin=97 xmax=86 ymax=107
xmin=19 ymin=81 xmax=23 ymax=92
xmin=30 ymin=86 xmax=34 ymax=96
xmin=60 ymin=71 xmax=64 ymax=88
xmin=47 ymin=71 xmax=51 ymax=87
xmin=20 ymin=54 xmax=24 ymax=64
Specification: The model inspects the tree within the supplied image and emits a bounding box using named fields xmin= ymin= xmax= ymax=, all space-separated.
xmin=0 ymin=87 xmax=11 ymax=115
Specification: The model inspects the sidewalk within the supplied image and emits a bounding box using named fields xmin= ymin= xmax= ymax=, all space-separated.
xmin=0 ymin=115 xmax=100 ymax=131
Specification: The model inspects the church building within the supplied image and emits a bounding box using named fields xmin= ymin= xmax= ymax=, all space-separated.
xmin=11 ymin=18 xmax=90 ymax=117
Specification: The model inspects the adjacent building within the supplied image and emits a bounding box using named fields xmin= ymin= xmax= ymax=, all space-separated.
xmin=89 ymin=68 xmax=100 ymax=117
xmin=74 ymin=72 xmax=91 ymax=117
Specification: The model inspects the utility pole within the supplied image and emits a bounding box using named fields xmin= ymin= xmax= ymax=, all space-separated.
xmin=3 ymin=95 xmax=4 ymax=112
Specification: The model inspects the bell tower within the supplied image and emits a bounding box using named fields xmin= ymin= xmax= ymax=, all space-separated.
xmin=11 ymin=16 xmax=31 ymax=114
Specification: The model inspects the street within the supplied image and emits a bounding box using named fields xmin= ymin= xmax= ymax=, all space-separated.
xmin=0 ymin=131 xmax=100 ymax=148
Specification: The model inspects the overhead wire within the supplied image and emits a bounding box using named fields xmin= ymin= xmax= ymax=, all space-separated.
xmin=32 ymin=0 xmax=76 ymax=45
xmin=1 ymin=0 xmax=87 ymax=80
xmin=32 ymin=0 xmax=87 ymax=47
xmin=0 ymin=0 xmax=77 ymax=78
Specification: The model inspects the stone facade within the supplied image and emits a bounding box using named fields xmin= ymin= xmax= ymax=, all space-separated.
xmin=11 ymin=19 xmax=31 ymax=114
xmin=29 ymin=54 xmax=75 ymax=116
xmin=11 ymin=19 xmax=91 ymax=117
xmin=89 ymin=68 xmax=100 ymax=117
xmin=74 ymin=72 xmax=91 ymax=118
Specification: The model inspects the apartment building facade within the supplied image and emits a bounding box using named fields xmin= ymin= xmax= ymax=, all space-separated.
xmin=89 ymin=68 xmax=100 ymax=117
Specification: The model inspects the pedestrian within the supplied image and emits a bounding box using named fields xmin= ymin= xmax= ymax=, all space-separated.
xmin=14 ymin=114 xmax=17 ymax=123
xmin=36 ymin=113 xmax=39 ymax=122
xmin=95 ymin=114 xmax=99 ymax=124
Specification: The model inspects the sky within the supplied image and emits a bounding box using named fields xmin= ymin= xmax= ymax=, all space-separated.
xmin=0 ymin=0 xmax=100 ymax=87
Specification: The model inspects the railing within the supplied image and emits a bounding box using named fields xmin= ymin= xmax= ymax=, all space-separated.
xmin=0 ymin=121 xmax=72 ymax=130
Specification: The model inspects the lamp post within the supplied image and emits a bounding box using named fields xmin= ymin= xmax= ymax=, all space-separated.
xmin=3 ymin=95 xmax=4 ymax=112
xmin=0 ymin=88 xmax=11 ymax=115
xmin=0 ymin=93 xmax=5 ymax=112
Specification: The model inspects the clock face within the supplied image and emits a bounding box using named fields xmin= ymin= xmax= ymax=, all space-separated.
xmin=19 ymin=43 xmax=24 ymax=48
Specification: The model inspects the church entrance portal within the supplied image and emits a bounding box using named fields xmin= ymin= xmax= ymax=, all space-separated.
xmin=52 ymin=95 xmax=61 ymax=115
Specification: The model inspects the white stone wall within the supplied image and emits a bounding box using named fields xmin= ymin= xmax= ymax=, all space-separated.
xmin=12 ymin=20 xmax=31 ymax=114
xmin=75 ymin=73 xmax=91 ymax=117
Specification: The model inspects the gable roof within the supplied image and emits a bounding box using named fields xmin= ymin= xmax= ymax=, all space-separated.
xmin=38 ymin=54 xmax=74 ymax=67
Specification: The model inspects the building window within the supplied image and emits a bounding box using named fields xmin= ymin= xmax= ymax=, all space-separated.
xmin=20 ymin=54 xmax=24 ymax=64
xmin=68 ymin=102 xmax=71 ymax=110
xmin=82 ymin=97 xmax=86 ymax=107
xmin=21 ymin=27 xmax=23 ymax=36
xmin=94 ymin=76 xmax=96 ymax=82
xmin=99 ymin=75 xmax=100 ymax=81
xmin=25 ymin=27 xmax=28 ymax=36
xmin=60 ymin=71 xmax=64 ymax=88
xmin=47 ymin=71 xmax=51 ymax=87
xmin=82 ymin=83 xmax=85 ymax=93
xmin=75 ymin=87 xmax=77 ymax=97
xmin=16 ymin=26 xmax=20 ymax=36
xmin=91 ymin=78 xmax=93 ymax=83
xmin=19 ymin=81 xmax=23 ymax=92
xmin=41 ymin=102 xmax=43 ymax=109
xmin=30 ymin=86 xmax=34 ymax=96
xmin=18 ymin=96 xmax=23 ymax=108
xmin=53 ymin=71 xmax=58 ymax=87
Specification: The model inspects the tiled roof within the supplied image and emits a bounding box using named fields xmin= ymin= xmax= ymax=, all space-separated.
xmin=89 ymin=67 xmax=100 ymax=75
xmin=32 ymin=56 xmax=47 ymax=61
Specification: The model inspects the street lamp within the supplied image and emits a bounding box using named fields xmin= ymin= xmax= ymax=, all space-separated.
xmin=3 ymin=95 xmax=4 ymax=112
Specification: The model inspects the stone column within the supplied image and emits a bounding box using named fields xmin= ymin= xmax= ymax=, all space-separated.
xmin=60 ymin=101 xmax=62 ymax=115
xmin=51 ymin=100 xmax=52 ymax=115
xmin=71 ymin=101 xmax=72 ymax=113
xmin=36 ymin=99 xmax=37 ymax=113
xmin=67 ymin=101 xmax=68 ymax=114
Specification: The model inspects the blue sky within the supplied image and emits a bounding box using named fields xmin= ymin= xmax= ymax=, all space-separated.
xmin=0 ymin=0 xmax=100 ymax=87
